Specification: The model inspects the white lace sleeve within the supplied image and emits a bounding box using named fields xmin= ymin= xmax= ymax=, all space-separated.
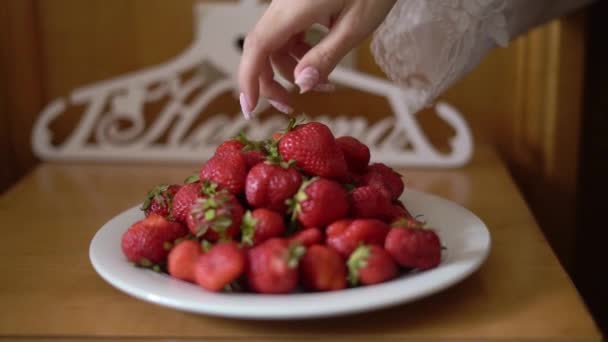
xmin=370 ymin=0 xmax=594 ymax=113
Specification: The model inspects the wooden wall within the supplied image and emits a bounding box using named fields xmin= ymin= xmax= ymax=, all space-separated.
xmin=0 ymin=0 xmax=587 ymax=270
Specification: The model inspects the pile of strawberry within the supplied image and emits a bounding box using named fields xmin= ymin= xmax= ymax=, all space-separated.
xmin=121 ymin=119 xmax=443 ymax=293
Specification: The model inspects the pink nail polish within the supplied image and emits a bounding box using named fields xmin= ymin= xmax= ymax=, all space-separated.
xmin=268 ymin=99 xmax=294 ymax=114
xmin=239 ymin=92 xmax=252 ymax=120
xmin=295 ymin=67 xmax=320 ymax=94
xmin=313 ymin=83 xmax=336 ymax=92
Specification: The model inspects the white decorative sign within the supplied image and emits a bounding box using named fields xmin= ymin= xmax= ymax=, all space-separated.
xmin=32 ymin=0 xmax=473 ymax=168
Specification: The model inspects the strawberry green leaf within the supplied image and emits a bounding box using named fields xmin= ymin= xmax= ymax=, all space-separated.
xmin=141 ymin=184 xmax=169 ymax=211
xmin=223 ymin=280 xmax=243 ymax=293
xmin=212 ymin=216 xmax=232 ymax=232
xmin=201 ymin=240 xmax=213 ymax=252
xmin=235 ymin=131 xmax=264 ymax=152
xmin=195 ymin=223 xmax=210 ymax=238
xmin=184 ymin=174 xmax=199 ymax=184
xmin=204 ymin=209 xmax=216 ymax=221
xmin=286 ymin=243 xmax=306 ymax=269
xmin=139 ymin=258 xmax=153 ymax=268
xmin=163 ymin=241 xmax=173 ymax=251
xmin=347 ymin=245 xmax=371 ymax=286
xmin=201 ymin=180 xmax=219 ymax=196
xmin=240 ymin=211 xmax=257 ymax=246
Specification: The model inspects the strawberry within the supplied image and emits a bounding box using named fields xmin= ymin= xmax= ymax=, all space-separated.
xmin=247 ymin=238 xmax=306 ymax=294
xmin=215 ymin=139 xmax=244 ymax=156
xmin=361 ymin=163 xmax=404 ymax=201
xmin=347 ymin=244 xmax=398 ymax=286
xmin=350 ymin=185 xmax=393 ymax=220
xmin=390 ymin=216 xmax=425 ymax=229
xmin=288 ymin=227 xmax=323 ymax=247
xmin=387 ymin=201 xmax=414 ymax=221
xmin=186 ymin=190 xmax=244 ymax=242
xmin=215 ymin=139 xmax=265 ymax=169
xmin=171 ymin=182 xmax=202 ymax=224
xmin=336 ymin=136 xmax=370 ymax=173
xmin=199 ymin=150 xmax=247 ymax=195
xmin=290 ymin=178 xmax=350 ymax=228
xmin=245 ymin=162 xmax=302 ymax=213
xmin=141 ymin=184 xmax=181 ymax=218
xmin=385 ymin=224 xmax=441 ymax=270
xmin=167 ymin=240 xmax=201 ymax=282
xmin=300 ymin=245 xmax=347 ymax=291
xmin=194 ymin=241 xmax=246 ymax=291
xmin=278 ymin=121 xmax=348 ymax=179
xmin=241 ymin=209 xmax=286 ymax=247
xmin=121 ymin=213 xmax=188 ymax=267
xmin=326 ymin=219 xmax=390 ymax=258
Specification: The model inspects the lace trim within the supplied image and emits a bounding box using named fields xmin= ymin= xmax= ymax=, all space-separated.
xmin=370 ymin=0 xmax=509 ymax=113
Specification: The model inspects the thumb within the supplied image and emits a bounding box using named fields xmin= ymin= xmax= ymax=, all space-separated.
xmin=293 ymin=18 xmax=362 ymax=93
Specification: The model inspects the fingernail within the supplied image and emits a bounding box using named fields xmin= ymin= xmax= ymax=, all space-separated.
xmin=268 ymin=99 xmax=294 ymax=114
xmin=313 ymin=83 xmax=336 ymax=92
xmin=239 ymin=92 xmax=252 ymax=120
xmin=295 ymin=67 xmax=320 ymax=94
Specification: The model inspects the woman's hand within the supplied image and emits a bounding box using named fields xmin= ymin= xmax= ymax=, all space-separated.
xmin=238 ymin=0 xmax=396 ymax=119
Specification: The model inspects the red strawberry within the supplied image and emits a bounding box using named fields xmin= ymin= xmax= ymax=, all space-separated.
xmin=291 ymin=178 xmax=350 ymax=228
xmin=215 ymin=139 xmax=265 ymax=169
xmin=241 ymin=209 xmax=286 ymax=247
xmin=245 ymin=162 xmax=302 ymax=213
xmin=288 ymin=227 xmax=323 ymax=247
xmin=167 ymin=240 xmax=201 ymax=282
xmin=247 ymin=238 xmax=305 ymax=294
xmin=186 ymin=190 xmax=244 ymax=242
xmin=300 ymin=245 xmax=347 ymax=291
xmin=278 ymin=122 xmax=348 ymax=179
xmin=385 ymin=225 xmax=441 ymax=270
xmin=199 ymin=151 xmax=247 ymax=195
xmin=336 ymin=136 xmax=370 ymax=173
xmin=141 ymin=184 xmax=181 ymax=218
xmin=347 ymin=244 xmax=398 ymax=286
xmin=215 ymin=139 xmax=244 ymax=156
xmin=243 ymin=150 xmax=265 ymax=168
xmin=171 ymin=182 xmax=201 ymax=223
xmin=121 ymin=213 xmax=188 ymax=267
xmin=387 ymin=201 xmax=414 ymax=221
xmin=390 ymin=216 xmax=425 ymax=229
xmin=350 ymin=186 xmax=393 ymax=220
xmin=362 ymin=163 xmax=404 ymax=201
xmin=326 ymin=219 xmax=390 ymax=258
xmin=194 ymin=241 xmax=246 ymax=291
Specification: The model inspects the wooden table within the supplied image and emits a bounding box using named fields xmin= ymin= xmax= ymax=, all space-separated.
xmin=0 ymin=145 xmax=601 ymax=341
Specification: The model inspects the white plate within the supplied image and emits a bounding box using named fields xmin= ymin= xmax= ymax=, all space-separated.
xmin=89 ymin=190 xmax=491 ymax=320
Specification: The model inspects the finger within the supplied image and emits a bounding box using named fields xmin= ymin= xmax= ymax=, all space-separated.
xmin=238 ymin=5 xmax=320 ymax=117
xmin=259 ymin=60 xmax=293 ymax=115
xmin=294 ymin=16 xmax=363 ymax=93
xmin=288 ymin=40 xmax=334 ymax=91
xmin=271 ymin=51 xmax=298 ymax=84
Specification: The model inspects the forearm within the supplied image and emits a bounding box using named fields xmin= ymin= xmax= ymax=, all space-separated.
xmin=370 ymin=0 xmax=595 ymax=113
